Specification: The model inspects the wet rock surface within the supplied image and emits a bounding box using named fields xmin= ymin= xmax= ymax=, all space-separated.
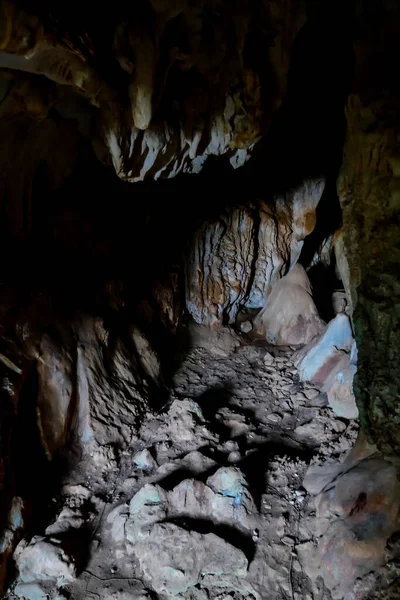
xmin=6 ymin=330 xmax=365 ymax=600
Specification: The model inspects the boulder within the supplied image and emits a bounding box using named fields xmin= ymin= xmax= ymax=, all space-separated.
xmin=294 ymin=313 xmax=354 ymax=385
xmin=14 ymin=582 xmax=48 ymax=600
xmin=14 ymin=538 xmax=75 ymax=585
xmin=169 ymin=467 xmax=257 ymax=533
xmin=294 ymin=313 xmax=359 ymax=418
xmin=317 ymin=458 xmax=400 ymax=598
xmin=132 ymin=522 xmax=247 ymax=597
xmin=140 ymin=399 xmax=217 ymax=450
xmin=133 ymin=449 xmax=156 ymax=472
xmin=326 ymin=364 xmax=358 ymax=419
xmin=127 ymin=484 xmax=168 ymax=542
xmin=252 ymin=264 xmax=325 ymax=345
xmin=304 ymin=434 xmax=400 ymax=599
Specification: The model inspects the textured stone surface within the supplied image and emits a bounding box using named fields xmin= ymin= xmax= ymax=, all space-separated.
xmin=294 ymin=314 xmax=354 ymax=385
xmin=252 ymin=264 xmax=325 ymax=344
xmin=186 ymin=179 xmax=325 ymax=326
xmin=14 ymin=538 xmax=76 ymax=584
xmin=0 ymin=0 xmax=307 ymax=182
xmin=294 ymin=314 xmax=359 ymax=419
xmin=133 ymin=523 xmax=248 ymax=597
xmin=34 ymin=317 xmax=160 ymax=453
xmin=326 ymin=363 xmax=358 ymax=419
xmin=169 ymin=467 xmax=257 ymax=533
xmin=7 ymin=339 xmax=359 ymax=599
xmin=337 ymin=2 xmax=400 ymax=453
xmin=304 ymin=424 xmax=400 ymax=599
xmin=318 ymin=458 xmax=400 ymax=598
xmin=124 ymin=471 xmax=254 ymax=597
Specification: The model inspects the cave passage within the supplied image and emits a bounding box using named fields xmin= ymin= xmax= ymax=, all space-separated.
xmin=0 ymin=1 xmax=399 ymax=600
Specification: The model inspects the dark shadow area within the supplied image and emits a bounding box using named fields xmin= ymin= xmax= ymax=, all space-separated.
xmin=299 ymin=180 xmax=343 ymax=269
xmin=11 ymin=367 xmax=68 ymax=535
xmin=238 ymin=440 xmax=315 ymax=511
xmin=306 ymin=261 xmax=344 ymax=323
xmin=56 ymin=525 xmax=94 ymax=577
xmin=181 ymin=383 xmax=315 ymax=510
xmin=163 ymin=517 xmax=256 ymax=563
xmin=241 ymin=1 xmax=354 ymax=193
xmin=196 ymin=385 xmax=259 ymax=445
xmin=196 ymin=386 xmax=233 ymax=422
xmin=154 ymin=467 xmax=205 ymax=491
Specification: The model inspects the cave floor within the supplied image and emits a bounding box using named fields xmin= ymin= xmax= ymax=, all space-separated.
xmin=9 ymin=333 xmax=359 ymax=600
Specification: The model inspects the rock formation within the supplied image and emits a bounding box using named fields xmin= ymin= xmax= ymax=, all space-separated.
xmin=304 ymin=432 xmax=400 ymax=599
xmin=337 ymin=1 xmax=400 ymax=455
xmin=0 ymin=1 xmax=398 ymax=599
xmin=186 ymin=180 xmax=326 ymax=327
xmin=0 ymin=0 xmax=307 ymax=181
xmin=252 ymin=264 xmax=325 ymax=345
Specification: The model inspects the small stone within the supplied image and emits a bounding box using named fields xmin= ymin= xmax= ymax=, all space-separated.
xmin=281 ymin=383 xmax=295 ymax=391
xmin=133 ymin=449 xmax=156 ymax=472
xmin=263 ymin=352 xmax=274 ymax=365
xmin=282 ymin=535 xmax=295 ymax=546
xmin=223 ymin=440 xmax=239 ymax=453
xmin=266 ymin=413 xmax=282 ymax=423
xmin=227 ymin=451 xmax=241 ymax=463
xmin=303 ymin=388 xmax=319 ymax=400
xmin=292 ymin=560 xmax=302 ymax=573
xmin=239 ymin=320 xmax=253 ymax=333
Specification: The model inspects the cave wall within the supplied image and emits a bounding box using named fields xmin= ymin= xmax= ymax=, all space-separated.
xmin=185 ymin=179 xmax=325 ymax=326
xmin=338 ymin=1 xmax=400 ymax=454
xmin=1 ymin=0 xmax=400 ymax=592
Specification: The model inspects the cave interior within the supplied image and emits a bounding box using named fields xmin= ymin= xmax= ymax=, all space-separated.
xmin=0 ymin=1 xmax=399 ymax=599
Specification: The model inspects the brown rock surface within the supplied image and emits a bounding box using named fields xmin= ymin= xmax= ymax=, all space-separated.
xmin=186 ymin=179 xmax=325 ymax=326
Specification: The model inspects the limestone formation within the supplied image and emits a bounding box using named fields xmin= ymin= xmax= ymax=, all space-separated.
xmin=14 ymin=537 xmax=75 ymax=593
xmin=252 ymin=264 xmax=325 ymax=345
xmin=0 ymin=0 xmax=307 ymax=181
xmin=186 ymin=179 xmax=325 ymax=326
xmin=294 ymin=314 xmax=358 ymax=419
xmin=0 ymin=2 xmax=399 ymax=599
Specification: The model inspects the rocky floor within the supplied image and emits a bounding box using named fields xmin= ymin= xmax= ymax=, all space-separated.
xmin=7 ymin=329 xmax=361 ymax=600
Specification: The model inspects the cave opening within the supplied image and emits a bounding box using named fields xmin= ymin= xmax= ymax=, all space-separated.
xmin=0 ymin=1 xmax=399 ymax=600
